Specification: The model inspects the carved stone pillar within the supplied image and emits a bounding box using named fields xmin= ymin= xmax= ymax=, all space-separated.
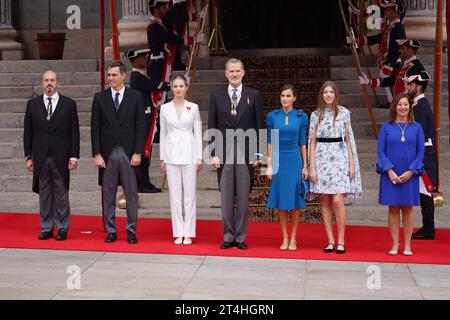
xmin=0 ymin=0 xmax=24 ymax=60
xmin=403 ymin=0 xmax=447 ymax=41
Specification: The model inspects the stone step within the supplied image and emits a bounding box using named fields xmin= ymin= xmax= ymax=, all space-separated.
xmin=335 ymin=80 xmax=448 ymax=95
xmin=344 ymin=205 xmax=450 ymax=227
xmin=0 ymin=189 xmax=221 ymax=209
xmin=0 ymin=98 xmax=94 ymax=113
xmin=330 ymin=54 xmax=448 ymax=68
xmin=0 ymin=60 xmax=99 ymax=73
xmin=349 ymin=107 xmax=449 ymax=122
xmin=331 ymin=67 xmax=447 ymax=81
xmin=0 ymin=72 xmax=101 ymax=86
xmin=0 ymin=85 xmax=101 ymax=99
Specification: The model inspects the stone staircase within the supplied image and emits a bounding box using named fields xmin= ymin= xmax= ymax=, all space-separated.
xmin=0 ymin=53 xmax=448 ymax=228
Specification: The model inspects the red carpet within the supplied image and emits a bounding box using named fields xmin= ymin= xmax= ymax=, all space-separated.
xmin=1 ymin=212 xmax=450 ymax=265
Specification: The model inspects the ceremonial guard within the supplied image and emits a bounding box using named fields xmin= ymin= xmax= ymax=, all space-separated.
xmin=348 ymin=0 xmax=406 ymax=107
xmin=127 ymin=48 xmax=170 ymax=193
xmin=359 ymin=39 xmax=425 ymax=97
xmin=163 ymin=0 xmax=189 ymax=70
xmin=405 ymin=71 xmax=439 ymax=240
xmin=147 ymin=0 xmax=184 ymax=108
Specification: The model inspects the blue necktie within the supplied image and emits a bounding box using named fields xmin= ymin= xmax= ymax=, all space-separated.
xmin=231 ymin=88 xmax=238 ymax=105
xmin=114 ymin=92 xmax=120 ymax=110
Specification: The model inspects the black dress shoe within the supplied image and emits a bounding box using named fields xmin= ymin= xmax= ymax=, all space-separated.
xmin=38 ymin=231 xmax=53 ymax=240
xmin=55 ymin=229 xmax=67 ymax=241
xmin=336 ymin=243 xmax=346 ymax=254
xmin=127 ymin=231 xmax=138 ymax=244
xmin=141 ymin=187 xmax=161 ymax=193
xmin=412 ymin=228 xmax=435 ymax=240
xmin=105 ymin=233 xmax=117 ymax=243
xmin=236 ymin=242 xmax=248 ymax=250
xmin=220 ymin=241 xmax=235 ymax=249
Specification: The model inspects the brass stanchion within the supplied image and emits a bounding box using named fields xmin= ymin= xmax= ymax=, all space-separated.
xmin=208 ymin=0 xmax=227 ymax=55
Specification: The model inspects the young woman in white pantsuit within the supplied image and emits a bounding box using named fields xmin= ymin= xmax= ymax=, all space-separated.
xmin=160 ymin=75 xmax=203 ymax=245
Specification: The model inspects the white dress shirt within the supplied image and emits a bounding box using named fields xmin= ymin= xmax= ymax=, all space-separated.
xmin=228 ymin=84 xmax=243 ymax=104
xmin=111 ymin=86 xmax=126 ymax=106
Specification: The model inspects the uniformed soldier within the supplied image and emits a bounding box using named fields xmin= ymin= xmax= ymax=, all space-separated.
xmin=147 ymin=0 xmax=184 ymax=98
xmin=347 ymin=0 xmax=406 ymax=106
xmin=127 ymin=48 xmax=170 ymax=193
xmin=405 ymin=71 xmax=439 ymax=240
xmin=359 ymin=39 xmax=425 ymax=99
xmin=163 ymin=0 xmax=189 ymax=71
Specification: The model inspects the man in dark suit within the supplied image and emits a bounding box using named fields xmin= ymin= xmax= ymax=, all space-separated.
xmin=23 ymin=70 xmax=80 ymax=241
xmin=91 ymin=61 xmax=146 ymax=244
xmin=208 ymin=58 xmax=264 ymax=250
xmin=127 ymin=48 xmax=170 ymax=193
xmin=406 ymin=71 xmax=439 ymax=240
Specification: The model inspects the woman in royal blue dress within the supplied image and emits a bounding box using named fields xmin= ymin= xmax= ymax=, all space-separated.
xmin=377 ymin=93 xmax=425 ymax=256
xmin=266 ymin=84 xmax=308 ymax=251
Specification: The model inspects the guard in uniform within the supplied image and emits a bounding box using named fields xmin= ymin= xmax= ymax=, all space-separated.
xmin=348 ymin=0 xmax=406 ymax=106
xmin=147 ymin=0 xmax=184 ymax=99
xmin=163 ymin=0 xmax=189 ymax=71
xmin=405 ymin=71 xmax=439 ymax=240
xmin=127 ymin=48 xmax=170 ymax=193
xmin=359 ymin=39 xmax=425 ymax=97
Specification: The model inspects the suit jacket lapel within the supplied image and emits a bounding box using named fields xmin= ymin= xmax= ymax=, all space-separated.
xmin=235 ymin=86 xmax=250 ymax=125
xmin=49 ymin=97 xmax=64 ymax=130
xmin=220 ymin=90 xmax=234 ymax=125
xmin=117 ymin=87 xmax=131 ymax=127
xmin=104 ymin=88 xmax=119 ymax=126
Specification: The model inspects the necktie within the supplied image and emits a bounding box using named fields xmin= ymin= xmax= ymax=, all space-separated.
xmin=114 ymin=92 xmax=120 ymax=111
xmin=231 ymin=88 xmax=238 ymax=105
xmin=46 ymin=97 xmax=52 ymax=121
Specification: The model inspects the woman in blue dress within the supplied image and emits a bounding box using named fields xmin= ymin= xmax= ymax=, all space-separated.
xmin=377 ymin=93 xmax=425 ymax=256
xmin=266 ymin=84 xmax=308 ymax=251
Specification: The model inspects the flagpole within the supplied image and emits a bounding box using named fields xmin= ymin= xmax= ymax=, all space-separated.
xmin=109 ymin=0 xmax=120 ymax=62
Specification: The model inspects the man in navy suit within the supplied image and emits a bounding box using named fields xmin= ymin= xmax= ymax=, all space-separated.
xmin=91 ymin=61 xmax=146 ymax=244
xmin=208 ymin=58 xmax=264 ymax=250
xmin=23 ymin=70 xmax=80 ymax=241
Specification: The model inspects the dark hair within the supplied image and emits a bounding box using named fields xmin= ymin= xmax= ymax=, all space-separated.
xmin=280 ymin=84 xmax=297 ymax=97
xmin=415 ymin=81 xmax=428 ymax=93
xmin=387 ymin=93 xmax=415 ymax=123
xmin=171 ymin=74 xmax=188 ymax=86
xmin=149 ymin=3 xmax=166 ymax=15
xmin=107 ymin=61 xmax=126 ymax=74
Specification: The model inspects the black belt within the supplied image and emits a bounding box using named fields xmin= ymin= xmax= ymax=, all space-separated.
xmin=317 ymin=137 xmax=343 ymax=143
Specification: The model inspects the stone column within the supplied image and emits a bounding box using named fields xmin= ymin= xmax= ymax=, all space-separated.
xmin=0 ymin=0 xmax=24 ymax=60
xmin=403 ymin=0 xmax=447 ymax=42
xmin=105 ymin=0 xmax=150 ymax=59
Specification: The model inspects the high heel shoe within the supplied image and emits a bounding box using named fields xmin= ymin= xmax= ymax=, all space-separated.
xmin=336 ymin=243 xmax=346 ymax=254
xmin=280 ymin=239 xmax=289 ymax=251
xmin=288 ymin=239 xmax=297 ymax=251
xmin=323 ymin=243 xmax=335 ymax=253
xmin=403 ymin=250 xmax=413 ymax=256
xmin=174 ymin=237 xmax=183 ymax=245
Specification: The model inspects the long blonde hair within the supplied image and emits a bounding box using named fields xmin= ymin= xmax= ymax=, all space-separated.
xmin=317 ymin=81 xmax=340 ymax=127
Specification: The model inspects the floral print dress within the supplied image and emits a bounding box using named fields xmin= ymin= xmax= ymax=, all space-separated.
xmin=308 ymin=106 xmax=362 ymax=198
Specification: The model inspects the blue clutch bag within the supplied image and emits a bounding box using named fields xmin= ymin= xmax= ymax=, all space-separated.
xmin=300 ymin=179 xmax=310 ymax=194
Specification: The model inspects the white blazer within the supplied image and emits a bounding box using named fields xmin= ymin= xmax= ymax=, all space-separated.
xmin=159 ymin=100 xmax=203 ymax=165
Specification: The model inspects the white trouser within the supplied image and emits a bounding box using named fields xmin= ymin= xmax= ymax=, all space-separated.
xmin=166 ymin=163 xmax=197 ymax=237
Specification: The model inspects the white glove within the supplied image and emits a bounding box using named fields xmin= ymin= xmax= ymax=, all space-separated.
xmin=346 ymin=36 xmax=356 ymax=45
xmin=348 ymin=3 xmax=361 ymax=16
xmin=359 ymin=72 xmax=369 ymax=85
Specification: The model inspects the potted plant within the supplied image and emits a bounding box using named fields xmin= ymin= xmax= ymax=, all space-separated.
xmin=36 ymin=0 xmax=66 ymax=59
